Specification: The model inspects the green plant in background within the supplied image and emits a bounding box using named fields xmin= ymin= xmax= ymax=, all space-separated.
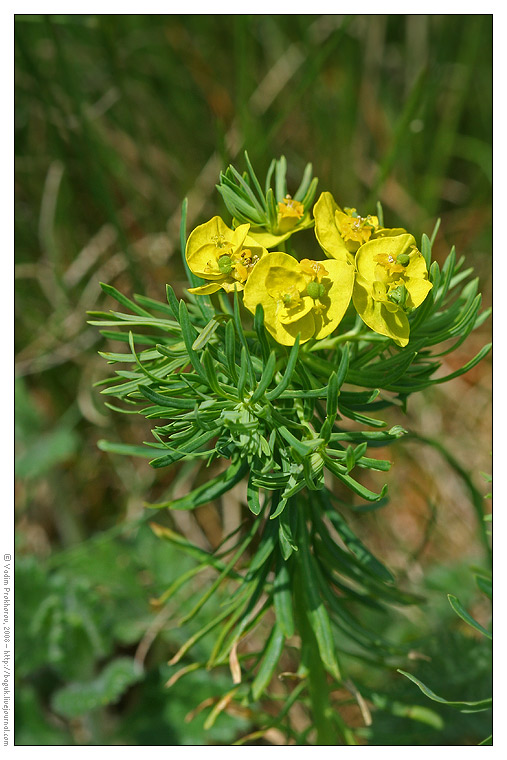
xmin=88 ymin=154 xmax=491 ymax=746
xmin=398 ymin=511 xmax=492 ymax=746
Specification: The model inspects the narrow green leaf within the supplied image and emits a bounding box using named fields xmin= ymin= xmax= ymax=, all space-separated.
xmin=178 ymin=300 xmax=208 ymax=383
xmin=269 ymin=495 xmax=288 ymax=520
xmin=250 ymin=351 xmax=277 ymax=402
xmin=322 ymin=497 xmax=394 ymax=582
xmin=224 ymin=319 xmax=238 ymax=383
xmin=265 ymin=187 xmax=278 ymax=229
xmin=266 ymin=336 xmax=300 ymax=400
xmin=192 ymin=318 xmax=220 ymax=351
xmin=147 ymin=459 xmax=248 ymax=510
xmin=397 ymin=670 xmax=492 ymax=711
xmin=447 ymin=594 xmax=492 ymax=639
xmin=275 ymin=155 xmax=287 ymax=201
xmin=133 ymin=293 xmax=177 ymax=318
xmin=233 ymin=289 xmax=255 ymax=384
xmin=265 ymin=158 xmax=276 ymax=196
xmin=246 ymin=474 xmax=262 ymax=515
xmin=420 ymin=232 xmax=432 ymax=268
xmin=293 ymin=162 xmax=313 ymax=202
xmin=429 ymin=217 xmax=441 ymax=247
xmin=244 ymin=151 xmax=268 ymax=209
xmin=431 ymin=344 xmax=491 ymax=386
xmin=165 ymin=284 xmax=181 ymax=321
xmin=324 ymin=456 xmax=388 ymax=502
xmin=139 ymin=386 xmax=196 ymax=409
xmin=149 ymin=430 xmax=217 ymax=468
xmin=237 ymin=346 xmax=249 ymax=399
xmin=301 ymin=177 xmax=319 ymax=208
xmin=278 ymin=513 xmax=298 ymax=560
xmin=97 ymin=440 xmax=165 ymax=459
xmin=476 ymin=575 xmax=492 ymax=600
xmin=100 ymin=282 xmax=152 ymax=317
xmin=253 ymin=303 xmax=270 ymax=364
xmin=273 ymin=554 xmax=294 ymax=637
xmin=326 ymin=371 xmax=339 ymax=420
xmin=299 ymin=531 xmax=341 ymax=680
xmin=251 ymin=622 xmax=285 ymax=701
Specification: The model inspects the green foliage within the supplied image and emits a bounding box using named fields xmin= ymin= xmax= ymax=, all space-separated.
xmin=87 ymin=152 xmax=490 ymax=744
xmin=216 ymin=152 xmax=318 ymax=232
xmin=15 ymin=524 xmax=253 ymax=745
xmin=89 ymin=206 xmax=489 ymax=521
xmin=398 ymin=558 xmax=492 ymax=744
xmin=51 ymin=658 xmax=144 ymax=718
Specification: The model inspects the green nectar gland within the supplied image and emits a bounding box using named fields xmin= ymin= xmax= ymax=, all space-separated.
xmin=396 ymin=253 xmax=410 ymax=267
xmin=388 ymin=284 xmax=408 ymax=307
xmin=307 ymin=281 xmax=326 ymax=300
xmin=218 ymin=255 xmax=233 ymax=274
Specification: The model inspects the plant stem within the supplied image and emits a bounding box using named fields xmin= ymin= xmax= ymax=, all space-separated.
xmin=292 ymin=499 xmax=337 ymax=746
xmin=296 ymin=600 xmax=338 ymax=745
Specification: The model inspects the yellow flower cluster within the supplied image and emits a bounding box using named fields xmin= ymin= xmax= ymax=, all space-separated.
xmin=185 ymin=193 xmax=432 ymax=347
xmin=185 ymin=217 xmax=267 ymax=295
xmin=242 ymin=252 xmax=354 ymax=346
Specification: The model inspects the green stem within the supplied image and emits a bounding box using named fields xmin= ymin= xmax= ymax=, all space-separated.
xmin=292 ymin=498 xmax=341 ymax=745
xmin=294 ymin=574 xmax=337 ymax=745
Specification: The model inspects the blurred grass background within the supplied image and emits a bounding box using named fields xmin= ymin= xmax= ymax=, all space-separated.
xmin=15 ymin=14 xmax=492 ymax=745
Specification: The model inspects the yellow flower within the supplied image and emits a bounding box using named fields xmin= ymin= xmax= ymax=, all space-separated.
xmin=185 ymin=216 xmax=267 ymax=294
xmin=336 ymin=207 xmax=379 ymax=249
xmin=246 ymin=197 xmax=314 ymax=250
xmin=277 ymin=196 xmax=305 ymax=232
xmin=352 ymin=234 xmax=433 ymax=347
xmin=243 ymin=252 xmax=354 ymax=346
xmin=313 ymin=192 xmax=406 ymax=261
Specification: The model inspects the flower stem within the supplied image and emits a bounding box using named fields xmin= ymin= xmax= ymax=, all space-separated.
xmin=297 ymin=601 xmax=338 ymax=745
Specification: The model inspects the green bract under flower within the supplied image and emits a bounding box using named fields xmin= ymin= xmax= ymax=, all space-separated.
xmin=243 ymin=251 xmax=355 ymax=346
xmin=185 ymin=216 xmax=267 ymax=294
xmin=217 ymin=154 xmax=318 ymax=250
xmin=352 ymin=234 xmax=433 ymax=347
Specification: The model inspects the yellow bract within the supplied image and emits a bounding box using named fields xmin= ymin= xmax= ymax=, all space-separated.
xmin=243 ymin=251 xmax=355 ymax=346
xmin=313 ymin=192 xmax=406 ymax=261
xmin=352 ymin=234 xmax=433 ymax=347
xmin=246 ymin=196 xmax=314 ymax=250
xmin=185 ymin=216 xmax=267 ymax=295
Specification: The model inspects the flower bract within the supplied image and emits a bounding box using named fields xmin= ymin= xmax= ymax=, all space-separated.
xmin=243 ymin=251 xmax=355 ymax=346
xmin=352 ymin=234 xmax=433 ymax=347
xmin=247 ymin=199 xmax=315 ymax=250
xmin=313 ymin=192 xmax=406 ymax=261
xmin=185 ymin=216 xmax=267 ymax=294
